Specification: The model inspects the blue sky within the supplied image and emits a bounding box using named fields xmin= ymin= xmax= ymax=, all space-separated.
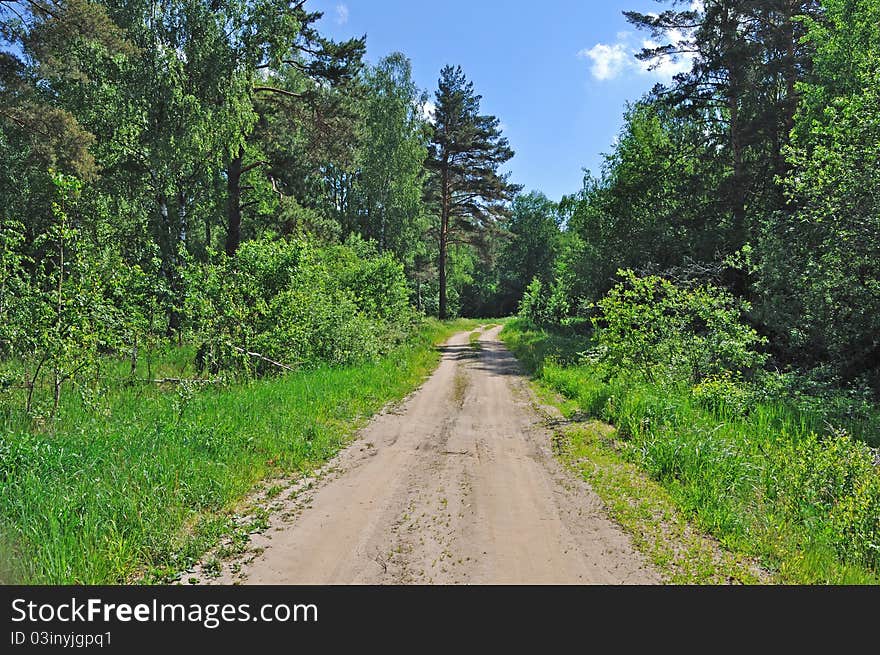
xmin=309 ymin=0 xmax=694 ymax=202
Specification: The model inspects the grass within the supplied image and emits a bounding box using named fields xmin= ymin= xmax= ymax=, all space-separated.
xmin=536 ymin=396 xmax=764 ymax=583
xmin=502 ymin=318 xmax=880 ymax=585
xmin=468 ymin=331 xmax=482 ymax=351
xmin=0 ymin=318 xmax=478 ymax=584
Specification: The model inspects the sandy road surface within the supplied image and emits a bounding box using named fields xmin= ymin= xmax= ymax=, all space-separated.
xmin=205 ymin=326 xmax=659 ymax=584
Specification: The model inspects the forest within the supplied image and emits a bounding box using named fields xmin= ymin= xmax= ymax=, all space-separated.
xmin=1 ymin=0 xmax=879 ymax=584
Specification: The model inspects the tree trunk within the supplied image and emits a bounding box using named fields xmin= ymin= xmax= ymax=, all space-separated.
xmin=225 ymin=147 xmax=243 ymax=256
xmin=157 ymin=194 xmax=173 ymax=337
xmin=723 ymin=9 xmax=746 ymax=252
xmin=718 ymin=6 xmax=750 ymax=299
xmin=438 ymin=167 xmax=449 ymax=319
xmin=778 ymin=0 xmax=799 ymax=185
xmin=782 ymin=1 xmax=798 ymax=137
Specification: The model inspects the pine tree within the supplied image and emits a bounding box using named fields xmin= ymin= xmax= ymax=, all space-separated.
xmin=221 ymin=2 xmax=365 ymax=256
xmin=624 ymin=0 xmax=822 ymax=292
xmin=425 ymin=65 xmax=518 ymax=319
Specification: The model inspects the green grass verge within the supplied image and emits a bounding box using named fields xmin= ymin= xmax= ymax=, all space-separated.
xmin=502 ymin=318 xmax=880 ymax=585
xmin=535 ymin=388 xmax=764 ymax=584
xmin=469 ymin=331 xmax=482 ymax=351
xmin=0 ymin=318 xmax=477 ymax=584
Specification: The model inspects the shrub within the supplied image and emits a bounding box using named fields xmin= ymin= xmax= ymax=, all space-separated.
xmin=517 ymin=276 xmax=577 ymax=329
xmin=187 ymin=236 xmax=413 ymax=376
xmin=692 ymin=372 xmax=755 ymax=418
xmin=518 ymin=277 xmax=548 ymax=327
xmin=592 ymin=270 xmax=767 ymax=385
xmin=766 ymin=429 xmax=880 ymax=569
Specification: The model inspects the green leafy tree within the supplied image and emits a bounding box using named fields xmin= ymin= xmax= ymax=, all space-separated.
xmin=555 ymin=100 xmax=725 ymax=321
xmin=351 ymin=53 xmax=429 ymax=263
xmin=223 ymin=3 xmax=365 ymax=255
xmin=625 ymin=0 xmax=822 ymax=292
xmin=0 ymin=173 xmax=123 ymax=415
xmin=188 ymin=236 xmax=411 ymax=376
xmin=494 ymin=191 xmax=561 ymax=316
xmin=756 ymin=0 xmax=880 ymax=388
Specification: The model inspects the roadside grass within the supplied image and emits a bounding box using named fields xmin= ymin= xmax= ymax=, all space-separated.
xmin=503 ymin=318 xmax=880 ymax=585
xmin=469 ymin=331 xmax=482 ymax=351
xmin=534 ymin=389 xmax=764 ymax=583
xmin=0 ymin=318 xmax=477 ymax=584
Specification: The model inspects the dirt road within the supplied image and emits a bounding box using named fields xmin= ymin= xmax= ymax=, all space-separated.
xmin=204 ymin=326 xmax=659 ymax=584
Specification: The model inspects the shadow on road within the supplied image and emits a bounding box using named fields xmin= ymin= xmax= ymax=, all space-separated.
xmin=437 ymin=340 xmax=524 ymax=377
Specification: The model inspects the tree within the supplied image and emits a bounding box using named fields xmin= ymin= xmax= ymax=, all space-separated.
xmin=756 ymin=0 xmax=880 ymax=388
xmin=351 ymin=53 xmax=429 ymax=263
xmin=223 ymin=3 xmax=365 ymax=255
xmin=553 ymin=98 xmax=726 ymax=324
xmin=0 ymin=0 xmax=130 ymax=183
xmin=494 ymin=191 xmax=560 ymax=316
xmin=425 ymin=65 xmax=518 ymax=318
xmin=625 ymin=0 xmax=822 ymax=290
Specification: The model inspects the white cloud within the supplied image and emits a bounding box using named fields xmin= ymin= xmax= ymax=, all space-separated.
xmin=419 ymin=100 xmax=436 ymax=124
xmin=580 ymin=18 xmax=698 ymax=82
xmin=335 ymin=4 xmax=349 ymax=25
xmin=578 ymin=43 xmax=630 ymax=81
xmin=636 ymin=32 xmax=694 ymax=79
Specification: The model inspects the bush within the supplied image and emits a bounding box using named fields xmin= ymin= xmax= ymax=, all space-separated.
xmin=517 ymin=276 xmax=573 ymax=328
xmin=692 ymin=372 xmax=755 ymax=418
xmin=186 ymin=236 xmax=414 ymax=376
xmin=592 ymin=270 xmax=767 ymax=385
xmin=518 ymin=277 xmax=548 ymax=326
xmin=767 ymin=429 xmax=880 ymax=569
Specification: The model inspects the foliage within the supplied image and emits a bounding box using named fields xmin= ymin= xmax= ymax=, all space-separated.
xmin=0 ymin=173 xmax=140 ymax=415
xmin=187 ymin=236 xmax=413 ymax=375
xmin=492 ymin=192 xmax=561 ymax=316
xmin=502 ymin=320 xmax=880 ymax=583
xmin=753 ymin=0 xmax=880 ymax=390
xmin=691 ymin=372 xmax=754 ymax=418
xmin=349 ymin=53 xmax=430 ymax=263
xmin=591 ymin=270 xmax=766 ymax=385
xmin=518 ymin=278 xmax=548 ymax=327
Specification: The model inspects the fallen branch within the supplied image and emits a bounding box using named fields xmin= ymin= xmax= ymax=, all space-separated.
xmin=228 ymin=345 xmax=296 ymax=372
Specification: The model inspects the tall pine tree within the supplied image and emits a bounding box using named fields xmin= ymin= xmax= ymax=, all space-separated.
xmin=624 ymin=0 xmax=821 ymax=280
xmin=425 ymin=65 xmax=517 ymax=319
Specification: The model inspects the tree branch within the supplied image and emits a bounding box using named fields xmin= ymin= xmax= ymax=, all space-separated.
xmin=253 ymin=86 xmax=306 ymax=99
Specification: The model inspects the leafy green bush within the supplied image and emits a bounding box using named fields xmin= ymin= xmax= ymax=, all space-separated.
xmin=187 ymin=236 xmax=414 ymax=376
xmin=766 ymin=430 xmax=880 ymax=570
xmin=692 ymin=372 xmax=755 ymax=418
xmin=832 ymin=472 xmax=880 ymax=570
xmin=592 ymin=270 xmax=767 ymax=385
xmin=517 ymin=275 xmax=578 ymax=329
xmin=517 ymin=277 xmax=548 ymax=327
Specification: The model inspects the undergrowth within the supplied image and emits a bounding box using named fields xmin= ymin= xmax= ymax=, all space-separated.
xmin=503 ymin=318 xmax=880 ymax=584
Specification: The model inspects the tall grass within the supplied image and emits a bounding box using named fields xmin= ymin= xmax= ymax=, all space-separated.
xmin=502 ymin=318 xmax=880 ymax=584
xmin=0 ymin=318 xmax=475 ymax=583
